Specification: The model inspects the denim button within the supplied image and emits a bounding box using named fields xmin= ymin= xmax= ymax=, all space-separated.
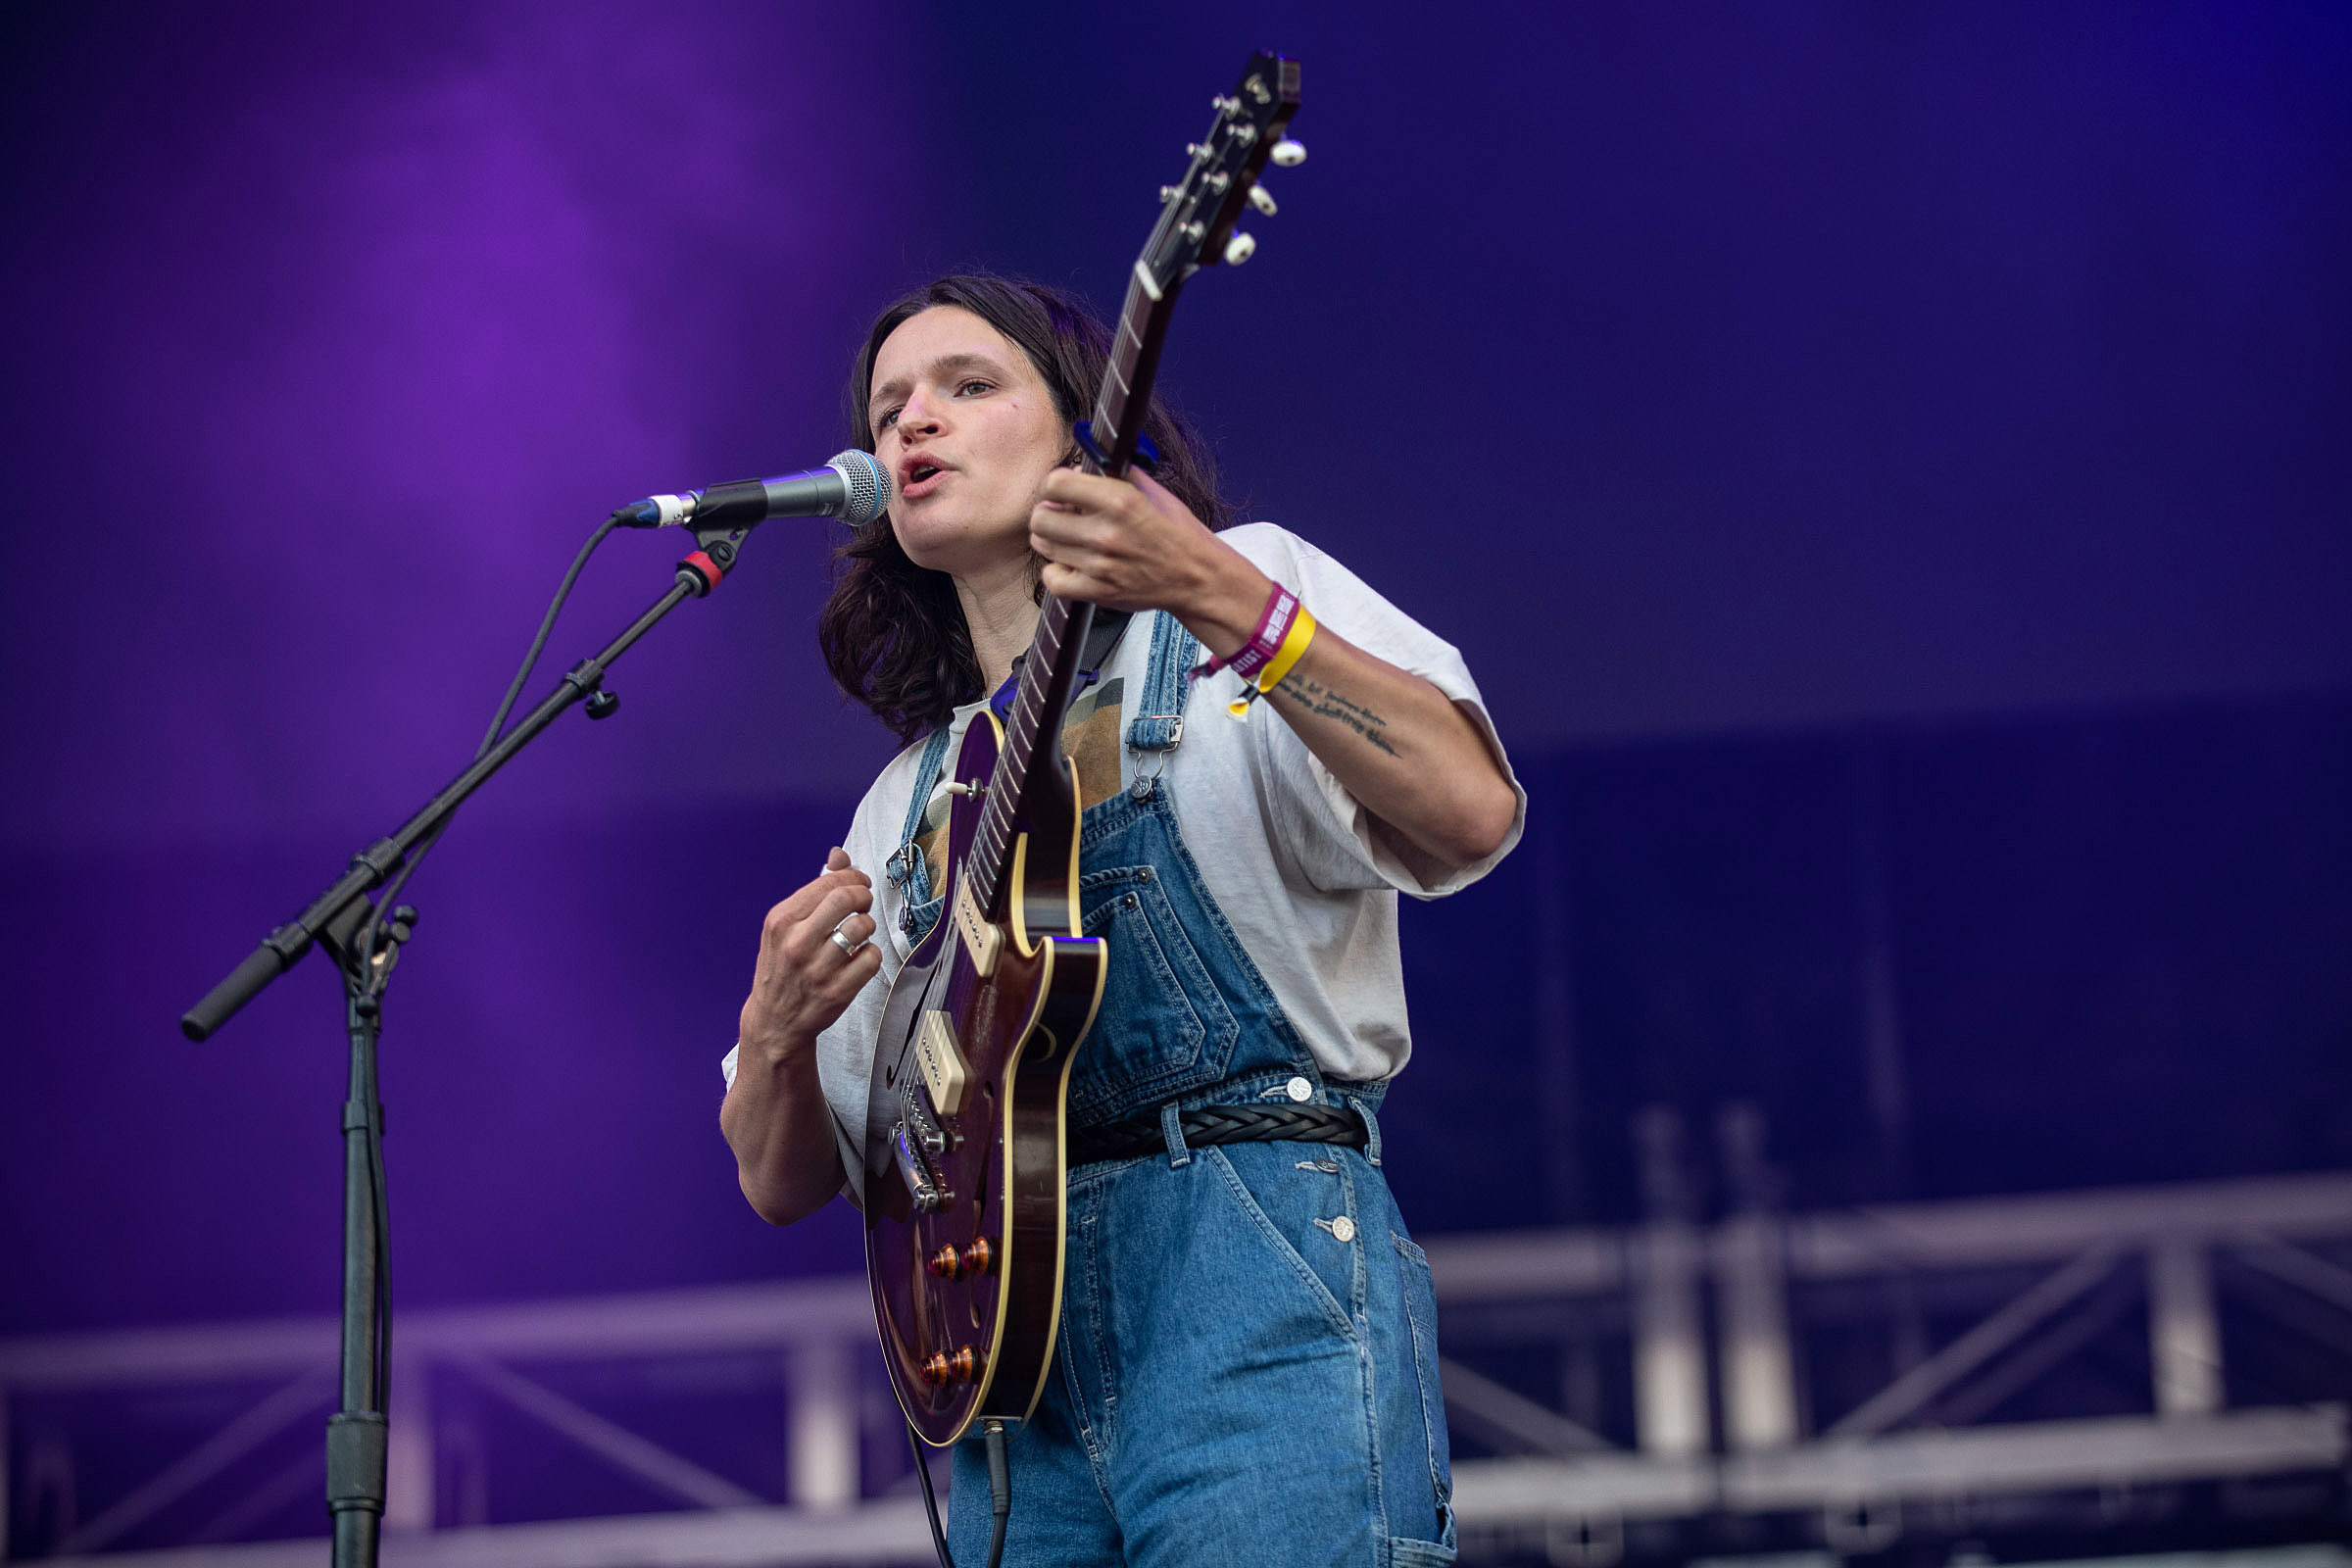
xmin=1330 ymin=1215 xmax=1357 ymax=1244
xmin=1286 ymin=1076 xmax=1312 ymax=1102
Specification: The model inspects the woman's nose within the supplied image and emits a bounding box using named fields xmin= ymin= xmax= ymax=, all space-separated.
xmin=896 ymin=391 xmax=944 ymax=436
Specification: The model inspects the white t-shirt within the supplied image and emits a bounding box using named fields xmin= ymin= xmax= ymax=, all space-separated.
xmin=724 ymin=523 xmax=1524 ymax=1195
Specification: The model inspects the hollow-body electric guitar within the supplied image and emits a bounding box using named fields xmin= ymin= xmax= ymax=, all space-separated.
xmin=860 ymin=54 xmax=1303 ymax=1446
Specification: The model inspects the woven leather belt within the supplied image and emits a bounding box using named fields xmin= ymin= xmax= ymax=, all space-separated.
xmin=1068 ymin=1102 xmax=1367 ymax=1167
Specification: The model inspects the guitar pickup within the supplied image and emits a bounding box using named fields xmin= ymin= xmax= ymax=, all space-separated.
xmin=953 ymin=880 xmax=1001 ymax=977
xmin=917 ymin=1009 xmax=969 ymax=1115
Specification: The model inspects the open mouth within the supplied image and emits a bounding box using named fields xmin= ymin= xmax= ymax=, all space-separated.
xmin=900 ymin=454 xmax=948 ymax=495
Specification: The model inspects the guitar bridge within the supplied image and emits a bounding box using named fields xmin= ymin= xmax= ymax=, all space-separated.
xmin=903 ymin=1083 xmax=953 ymax=1158
xmin=891 ymin=1122 xmax=949 ymax=1213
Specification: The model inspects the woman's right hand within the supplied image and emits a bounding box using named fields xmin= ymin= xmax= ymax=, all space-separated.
xmin=736 ymin=846 xmax=886 ymax=1067
xmin=723 ymin=845 xmax=883 ymax=1227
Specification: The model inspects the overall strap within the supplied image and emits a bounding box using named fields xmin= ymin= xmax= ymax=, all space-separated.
xmin=884 ymin=723 xmax=957 ymax=902
xmin=1124 ymin=611 xmax=1201 ymax=753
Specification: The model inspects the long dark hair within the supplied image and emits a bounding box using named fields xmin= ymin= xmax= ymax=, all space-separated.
xmin=817 ymin=274 xmax=1231 ymax=744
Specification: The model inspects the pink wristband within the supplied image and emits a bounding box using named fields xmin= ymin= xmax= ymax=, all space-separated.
xmin=1197 ymin=582 xmax=1299 ymax=680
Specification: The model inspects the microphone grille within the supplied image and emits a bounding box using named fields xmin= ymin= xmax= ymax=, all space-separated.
xmin=827 ymin=449 xmax=892 ymax=526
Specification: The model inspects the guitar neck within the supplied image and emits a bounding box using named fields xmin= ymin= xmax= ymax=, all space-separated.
xmin=1091 ymin=264 xmax=1181 ymax=471
xmin=963 ymin=51 xmax=1298 ymax=918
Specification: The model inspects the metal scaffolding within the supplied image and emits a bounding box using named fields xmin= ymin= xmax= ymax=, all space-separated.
xmin=8 ymin=1169 xmax=2352 ymax=1564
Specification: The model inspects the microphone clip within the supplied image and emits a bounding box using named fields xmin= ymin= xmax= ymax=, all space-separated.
xmin=676 ymin=522 xmax=751 ymax=597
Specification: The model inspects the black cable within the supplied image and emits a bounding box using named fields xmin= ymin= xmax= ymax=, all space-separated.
xmin=345 ymin=513 xmax=624 ymax=1428
xmin=353 ymin=514 xmax=622 ymax=963
xmin=907 ymin=1419 xmax=954 ymax=1568
xmin=983 ymin=1419 xmax=1010 ymax=1568
xmin=479 ymin=513 xmax=624 ymax=755
xmin=369 ymin=1061 xmax=391 ymax=1413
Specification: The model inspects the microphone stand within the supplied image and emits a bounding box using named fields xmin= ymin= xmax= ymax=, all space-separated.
xmin=180 ymin=521 xmax=751 ymax=1566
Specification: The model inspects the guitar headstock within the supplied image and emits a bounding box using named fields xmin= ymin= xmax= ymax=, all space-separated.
xmin=1140 ymin=52 xmax=1303 ymax=295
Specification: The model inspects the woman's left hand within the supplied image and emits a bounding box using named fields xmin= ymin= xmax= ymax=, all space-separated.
xmin=1030 ymin=467 xmax=1270 ymax=643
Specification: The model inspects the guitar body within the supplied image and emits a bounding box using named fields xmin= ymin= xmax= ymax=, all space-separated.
xmin=863 ymin=713 xmax=1106 ymax=1444
xmin=859 ymin=49 xmax=1300 ymax=1446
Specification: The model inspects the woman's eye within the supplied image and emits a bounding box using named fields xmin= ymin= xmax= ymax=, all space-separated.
xmin=875 ymin=407 xmax=900 ymax=430
xmin=957 ymin=379 xmax=993 ymax=397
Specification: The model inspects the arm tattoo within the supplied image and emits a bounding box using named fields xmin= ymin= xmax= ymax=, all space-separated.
xmin=1272 ymin=673 xmax=1398 ymax=757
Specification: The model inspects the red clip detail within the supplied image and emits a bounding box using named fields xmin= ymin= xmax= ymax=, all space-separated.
xmin=679 ymin=550 xmax=724 ymax=593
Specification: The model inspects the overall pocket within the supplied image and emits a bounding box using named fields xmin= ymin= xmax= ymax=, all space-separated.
xmin=1207 ymin=1141 xmax=1362 ymax=1343
xmin=1071 ymin=863 xmax=1239 ymax=1121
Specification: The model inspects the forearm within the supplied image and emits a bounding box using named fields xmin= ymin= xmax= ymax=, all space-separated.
xmin=1179 ymin=558 xmax=1517 ymax=876
xmin=720 ymin=1033 xmax=847 ymax=1227
xmin=1265 ymin=629 xmax=1517 ymax=873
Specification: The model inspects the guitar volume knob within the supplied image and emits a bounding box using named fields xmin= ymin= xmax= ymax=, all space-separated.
xmin=960 ymin=1239 xmax=994 ymax=1277
xmin=928 ymin=1244 xmax=964 ymax=1280
xmin=920 ymin=1346 xmax=980 ymax=1385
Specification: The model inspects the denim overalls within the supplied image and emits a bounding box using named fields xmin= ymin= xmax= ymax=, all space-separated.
xmin=887 ymin=612 xmax=1456 ymax=1568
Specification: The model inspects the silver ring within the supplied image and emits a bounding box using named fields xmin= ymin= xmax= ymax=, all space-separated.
xmin=829 ymin=920 xmax=862 ymax=957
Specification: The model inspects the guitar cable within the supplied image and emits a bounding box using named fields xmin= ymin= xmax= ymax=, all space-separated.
xmin=906 ymin=1416 xmax=1012 ymax=1568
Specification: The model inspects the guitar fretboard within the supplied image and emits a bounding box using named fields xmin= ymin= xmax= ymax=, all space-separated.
xmin=966 ymin=594 xmax=1083 ymax=916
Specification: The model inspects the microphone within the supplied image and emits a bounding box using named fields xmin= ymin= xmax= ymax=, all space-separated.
xmin=616 ymin=449 xmax=892 ymax=530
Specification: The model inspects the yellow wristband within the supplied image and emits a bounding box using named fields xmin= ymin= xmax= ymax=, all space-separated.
xmin=1255 ymin=605 xmax=1317 ymax=693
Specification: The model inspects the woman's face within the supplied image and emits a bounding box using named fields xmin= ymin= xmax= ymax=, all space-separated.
xmin=865 ymin=305 xmax=1066 ymax=578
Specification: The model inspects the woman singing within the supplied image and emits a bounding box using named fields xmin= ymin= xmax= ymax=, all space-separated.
xmin=721 ymin=274 xmax=1520 ymax=1566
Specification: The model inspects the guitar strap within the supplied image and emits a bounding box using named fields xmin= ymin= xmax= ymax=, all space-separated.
xmin=884 ymin=726 xmax=957 ymax=933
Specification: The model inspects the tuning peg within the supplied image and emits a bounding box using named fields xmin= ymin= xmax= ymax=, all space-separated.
xmin=1224 ymin=231 xmax=1258 ymax=266
xmin=1270 ymin=138 xmax=1306 ymax=167
xmin=1248 ymin=183 xmax=1278 ymax=217
xmin=1159 ymin=184 xmax=1178 ymax=205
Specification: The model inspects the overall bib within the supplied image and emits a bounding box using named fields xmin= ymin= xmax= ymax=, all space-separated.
xmin=887 ymin=613 xmax=1456 ymax=1568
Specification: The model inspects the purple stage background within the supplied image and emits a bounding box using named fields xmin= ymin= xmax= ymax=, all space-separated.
xmin=2 ymin=2 xmax=2349 ymax=1338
